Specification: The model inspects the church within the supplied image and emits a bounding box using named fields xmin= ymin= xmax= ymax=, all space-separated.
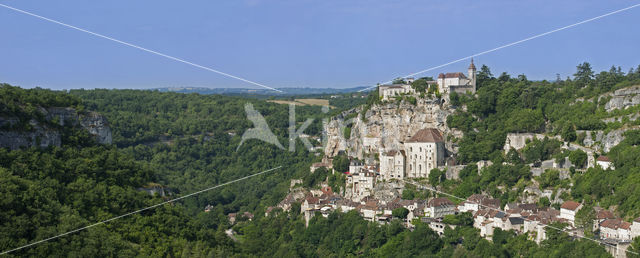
xmin=379 ymin=128 xmax=445 ymax=180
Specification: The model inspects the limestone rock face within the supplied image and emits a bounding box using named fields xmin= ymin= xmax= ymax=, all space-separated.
xmin=80 ymin=111 xmax=113 ymax=144
xmin=324 ymin=98 xmax=460 ymax=159
xmin=0 ymin=107 xmax=112 ymax=150
xmin=578 ymin=126 xmax=639 ymax=153
xmin=0 ymin=119 xmax=61 ymax=150
xmin=601 ymin=85 xmax=640 ymax=112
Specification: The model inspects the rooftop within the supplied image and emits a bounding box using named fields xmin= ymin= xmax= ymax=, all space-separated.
xmin=438 ymin=72 xmax=467 ymax=79
xmin=406 ymin=128 xmax=444 ymax=143
xmin=560 ymin=201 xmax=581 ymax=211
xmin=428 ymin=197 xmax=454 ymax=207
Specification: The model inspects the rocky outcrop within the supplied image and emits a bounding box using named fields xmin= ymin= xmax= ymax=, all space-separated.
xmin=600 ymin=85 xmax=640 ymax=112
xmin=79 ymin=111 xmax=112 ymax=144
xmin=0 ymin=119 xmax=62 ymax=150
xmin=578 ymin=126 xmax=639 ymax=153
xmin=0 ymin=107 xmax=112 ymax=150
xmin=503 ymin=133 xmax=561 ymax=152
xmin=324 ymin=98 xmax=459 ymax=159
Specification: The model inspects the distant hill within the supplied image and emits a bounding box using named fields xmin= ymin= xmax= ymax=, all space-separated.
xmin=153 ymin=86 xmax=372 ymax=96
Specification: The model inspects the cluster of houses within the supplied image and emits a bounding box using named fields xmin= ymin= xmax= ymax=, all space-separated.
xmin=378 ymin=59 xmax=477 ymax=102
xmin=309 ymin=127 xmax=450 ymax=201
xmin=269 ymin=183 xmax=640 ymax=257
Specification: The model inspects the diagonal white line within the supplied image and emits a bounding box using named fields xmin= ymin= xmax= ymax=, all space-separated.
xmin=0 ymin=166 xmax=283 ymax=256
xmin=0 ymin=3 xmax=284 ymax=93
xmin=359 ymin=3 xmax=640 ymax=92
xmin=402 ymin=180 xmax=639 ymax=256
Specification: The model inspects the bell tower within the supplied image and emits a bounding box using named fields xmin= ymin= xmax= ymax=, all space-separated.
xmin=468 ymin=58 xmax=477 ymax=92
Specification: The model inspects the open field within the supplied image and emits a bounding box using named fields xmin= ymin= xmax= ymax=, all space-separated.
xmin=267 ymin=98 xmax=333 ymax=107
xmin=295 ymin=98 xmax=329 ymax=106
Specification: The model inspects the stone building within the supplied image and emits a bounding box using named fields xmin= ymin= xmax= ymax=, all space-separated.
xmin=437 ymin=59 xmax=476 ymax=98
xmin=631 ymin=217 xmax=640 ymax=239
xmin=425 ymin=197 xmax=456 ymax=218
xmin=559 ymin=201 xmax=582 ymax=226
xmin=405 ymin=128 xmax=445 ymax=178
xmin=379 ymin=150 xmax=406 ymax=180
xmin=596 ymin=155 xmax=614 ymax=170
xmin=347 ymin=170 xmax=377 ymax=197
xmin=378 ymin=84 xmax=415 ymax=101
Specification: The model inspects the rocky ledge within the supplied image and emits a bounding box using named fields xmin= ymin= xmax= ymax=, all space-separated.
xmin=0 ymin=107 xmax=112 ymax=150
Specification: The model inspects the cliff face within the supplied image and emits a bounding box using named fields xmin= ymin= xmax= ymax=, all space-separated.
xmin=602 ymin=85 xmax=640 ymax=112
xmin=324 ymin=98 xmax=461 ymax=159
xmin=0 ymin=107 xmax=112 ymax=150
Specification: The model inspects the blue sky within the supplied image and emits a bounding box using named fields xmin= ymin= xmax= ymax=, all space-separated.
xmin=0 ymin=0 xmax=638 ymax=90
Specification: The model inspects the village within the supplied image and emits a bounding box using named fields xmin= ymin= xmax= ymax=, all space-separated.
xmin=216 ymin=60 xmax=640 ymax=257
xmin=266 ymin=60 xmax=640 ymax=257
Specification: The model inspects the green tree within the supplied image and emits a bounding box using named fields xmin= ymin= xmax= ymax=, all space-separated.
xmin=561 ymin=124 xmax=577 ymax=142
xmin=569 ymin=149 xmax=587 ymax=168
xmin=392 ymin=207 xmax=409 ymax=219
xmin=574 ymin=62 xmax=594 ymax=87
xmin=410 ymin=78 xmax=429 ymax=93
xmin=332 ymin=154 xmax=350 ymax=173
xmin=429 ymin=168 xmax=446 ymax=186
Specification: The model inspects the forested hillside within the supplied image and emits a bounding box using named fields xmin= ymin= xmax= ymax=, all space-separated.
xmin=0 ymin=85 xmax=323 ymax=256
xmin=441 ymin=63 xmax=640 ymax=223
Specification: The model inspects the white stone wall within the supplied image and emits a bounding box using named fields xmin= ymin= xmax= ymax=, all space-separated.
xmin=425 ymin=205 xmax=455 ymax=218
xmin=560 ymin=208 xmax=578 ymax=226
xmin=405 ymin=142 xmax=442 ymax=178
xmin=631 ymin=221 xmax=640 ymax=238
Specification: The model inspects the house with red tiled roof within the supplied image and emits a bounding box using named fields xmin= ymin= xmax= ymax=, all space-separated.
xmin=458 ymin=194 xmax=500 ymax=213
xmin=559 ymin=201 xmax=582 ymax=226
xmin=600 ymin=219 xmax=632 ymax=240
xmin=425 ymin=197 xmax=455 ymax=218
xmin=596 ymin=155 xmax=614 ymax=170
xmin=404 ymin=128 xmax=445 ymax=178
xmin=593 ymin=209 xmax=616 ymax=231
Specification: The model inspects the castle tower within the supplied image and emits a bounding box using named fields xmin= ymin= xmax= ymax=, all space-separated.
xmin=468 ymin=58 xmax=477 ymax=92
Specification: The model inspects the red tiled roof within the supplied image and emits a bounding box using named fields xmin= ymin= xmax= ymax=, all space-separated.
xmin=406 ymin=128 xmax=444 ymax=143
xmin=600 ymin=219 xmax=629 ymax=230
xmin=428 ymin=197 xmax=454 ymax=207
xmin=560 ymin=201 xmax=581 ymax=211
xmin=620 ymin=221 xmax=632 ymax=229
xmin=597 ymin=210 xmax=615 ymax=220
xmin=305 ymin=195 xmax=319 ymax=204
xmin=438 ymin=72 xmax=467 ymax=79
xmin=596 ymin=156 xmax=611 ymax=162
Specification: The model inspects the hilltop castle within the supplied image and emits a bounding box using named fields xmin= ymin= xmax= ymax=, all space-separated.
xmin=378 ymin=59 xmax=477 ymax=102
xmin=437 ymin=58 xmax=477 ymax=96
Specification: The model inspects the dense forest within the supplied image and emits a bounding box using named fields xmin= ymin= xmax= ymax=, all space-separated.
xmin=0 ymin=85 xmax=323 ymax=256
